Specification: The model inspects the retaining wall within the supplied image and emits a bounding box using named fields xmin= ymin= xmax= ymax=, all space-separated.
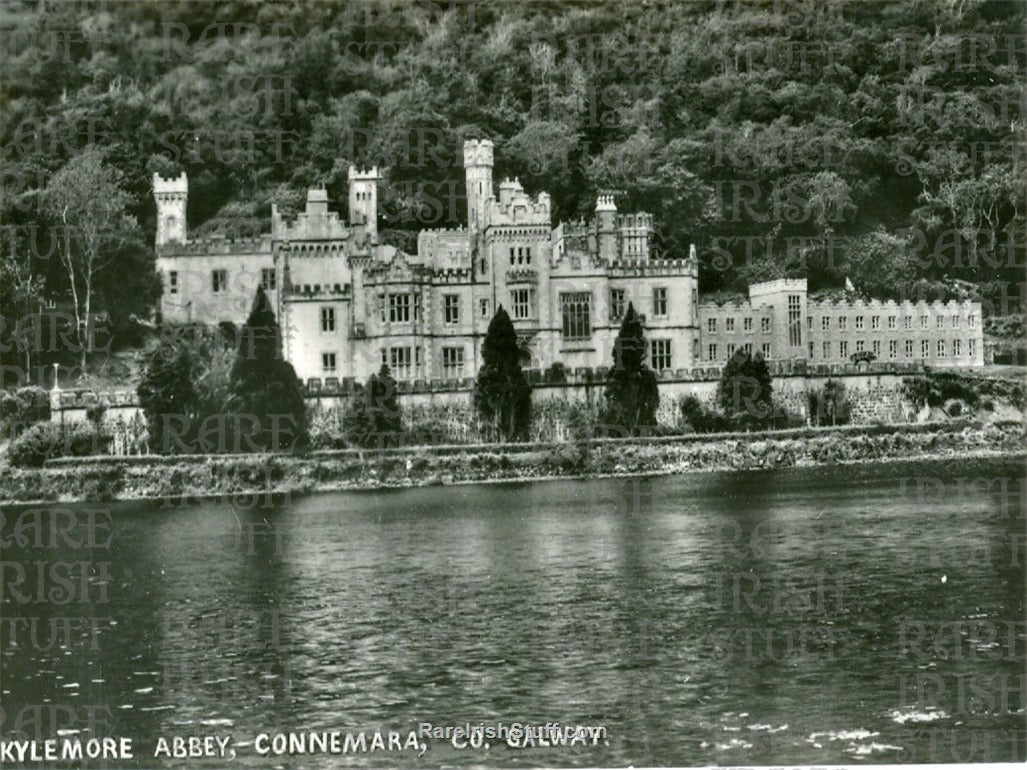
xmin=49 ymin=369 xmax=917 ymax=428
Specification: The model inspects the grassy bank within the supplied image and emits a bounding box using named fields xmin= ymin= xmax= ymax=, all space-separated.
xmin=0 ymin=420 xmax=1023 ymax=505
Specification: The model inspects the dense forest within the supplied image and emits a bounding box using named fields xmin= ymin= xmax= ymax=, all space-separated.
xmin=1 ymin=0 xmax=1024 ymax=366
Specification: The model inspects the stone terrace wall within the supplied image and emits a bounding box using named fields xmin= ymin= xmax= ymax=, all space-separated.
xmin=49 ymin=361 xmax=924 ymax=431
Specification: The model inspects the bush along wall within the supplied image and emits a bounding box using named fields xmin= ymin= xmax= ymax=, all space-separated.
xmin=1 ymin=421 xmax=1022 ymax=504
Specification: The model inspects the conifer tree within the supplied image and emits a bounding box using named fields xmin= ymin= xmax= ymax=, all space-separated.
xmin=228 ymin=287 xmax=308 ymax=451
xmin=718 ymin=348 xmax=773 ymax=427
xmin=474 ymin=306 xmax=531 ymax=441
xmin=602 ymin=302 xmax=659 ymax=436
xmin=345 ymin=364 xmax=403 ymax=448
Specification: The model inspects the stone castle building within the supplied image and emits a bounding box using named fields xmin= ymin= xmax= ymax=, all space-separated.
xmin=154 ymin=139 xmax=983 ymax=388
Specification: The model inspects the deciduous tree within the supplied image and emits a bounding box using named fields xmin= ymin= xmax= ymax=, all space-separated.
xmin=43 ymin=149 xmax=139 ymax=377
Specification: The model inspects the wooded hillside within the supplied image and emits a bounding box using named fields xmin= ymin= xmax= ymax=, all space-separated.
xmin=2 ymin=0 xmax=1024 ymax=354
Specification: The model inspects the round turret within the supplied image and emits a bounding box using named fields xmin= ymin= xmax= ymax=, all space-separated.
xmin=463 ymin=139 xmax=494 ymax=168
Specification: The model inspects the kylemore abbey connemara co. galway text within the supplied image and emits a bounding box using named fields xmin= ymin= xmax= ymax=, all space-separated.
xmin=154 ymin=138 xmax=985 ymax=389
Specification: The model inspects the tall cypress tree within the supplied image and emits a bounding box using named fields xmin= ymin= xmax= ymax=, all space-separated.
xmin=474 ymin=306 xmax=531 ymax=441
xmin=345 ymin=364 xmax=403 ymax=448
xmin=228 ymin=286 xmax=308 ymax=451
xmin=602 ymin=302 xmax=659 ymax=436
xmin=717 ymin=348 xmax=773 ymax=427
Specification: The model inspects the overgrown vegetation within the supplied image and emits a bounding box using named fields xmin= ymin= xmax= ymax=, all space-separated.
xmin=808 ymin=380 xmax=853 ymax=426
xmin=136 ymin=289 xmax=307 ymax=453
xmin=680 ymin=395 xmax=732 ymax=434
xmin=3 ymin=421 xmax=1023 ymax=503
xmin=903 ymin=370 xmax=1025 ymax=411
xmin=342 ymin=364 xmax=404 ymax=448
xmin=0 ymin=386 xmax=51 ymax=439
xmin=8 ymin=421 xmax=112 ymax=468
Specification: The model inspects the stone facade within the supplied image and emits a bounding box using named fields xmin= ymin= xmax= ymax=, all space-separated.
xmin=698 ymin=279 xmax=984 ymax=368
xmin=154 ymin=139 xmax=983 ymax=389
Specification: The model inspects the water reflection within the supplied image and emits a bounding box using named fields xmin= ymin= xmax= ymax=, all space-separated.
xmin=1 ymin=458 xmax=1023 ymax=767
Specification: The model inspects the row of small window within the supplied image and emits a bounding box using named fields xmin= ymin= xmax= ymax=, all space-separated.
xmin=811 ymin=314 xmax=977 ymax=331
xmin=168 ymin=269 xmax=279 ymax=295
xmin=808 ymin=339 xmax=977 ymax=359
xmin=610 ymin=287 xmax=677 ymax=320
xmin=509 ymin=246 xmax=533 ymax=266
xmin=320 ymin=347 xmax=466 ymax=378
xmin=510 ymin=288 xmax=681 ymax=337
xmin=378 ymin=293 xmax=422 ymax=323
xmin=371 ymin=289 xmax=676 ymax=340
xmin=597 ymin=338 xmax=706 ymax=372
xmin=705 ymin=342 xmax=773 ymax=361
xmin=366 ymin=290 xmax=665 ymax=339
xmin=706 ymin=317 xmax=772 ymax=333
xmin=377 ymin=294 xmax=480 ymax=325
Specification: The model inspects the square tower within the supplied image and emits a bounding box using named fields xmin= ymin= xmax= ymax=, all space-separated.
xmin=153 ymin=172 xmax=188 ymax=247
xmin=348 ymin=166 xmax=380 ymax=241
xmin=463 ymin=139 xmax=494 ymax=232
xmin=749 ymin=278 xmax=808 ymax=360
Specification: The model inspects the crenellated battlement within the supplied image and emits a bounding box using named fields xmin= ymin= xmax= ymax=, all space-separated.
xmin=153 ymin=171 xmax=188 ymax=196
xmin=617 ymin=212 xmax=653 ymax=229
xmin=285 ymin=282 xmax=352 ymax=299
xmin=463 ymin=138 xmax=494 ymax=167
xmin=605 ymin=258 xmax=698 ymax=276
xmin=488 ymin=180 xmax=551 ymax=226
xmin=431 ymin=267 xmax=474 ymax=283
xmin=348 ymin=165 xmax=380 ymax=181
xmin=699 ymin=298 xmax=751 ymax=310
xmin=809 ymin=297 xmax=979 ymax=310
xmin=749 ymin=278 xmax=808 ymax=297
xmin=158 ymin=235 xmax=272 ymax=257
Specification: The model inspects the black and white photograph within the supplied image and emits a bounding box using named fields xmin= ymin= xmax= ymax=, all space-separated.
xmin=0 ymin=0 xmax=1024 ymax=768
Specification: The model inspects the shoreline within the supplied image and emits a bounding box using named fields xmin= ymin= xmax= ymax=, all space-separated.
xmin=1 ymin=420 xmax=1023 ymax=506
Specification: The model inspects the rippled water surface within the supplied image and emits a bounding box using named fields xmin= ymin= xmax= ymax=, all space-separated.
xmin=2 ymin=457 xmax=1025 ymax=767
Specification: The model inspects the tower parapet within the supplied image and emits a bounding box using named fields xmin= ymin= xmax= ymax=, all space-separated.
xmin=153 ymin=172 xmax=188 ymax=247
xmin=463 ymin=139 xmax=494 ymax=168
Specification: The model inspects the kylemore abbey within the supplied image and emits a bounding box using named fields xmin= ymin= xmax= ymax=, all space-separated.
xmin=154 ymin=139 xmax=984 ymax=388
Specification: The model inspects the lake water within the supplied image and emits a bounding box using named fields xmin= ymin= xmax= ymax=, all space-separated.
xmin=2 ymin=457 xmax=1024 ymax=767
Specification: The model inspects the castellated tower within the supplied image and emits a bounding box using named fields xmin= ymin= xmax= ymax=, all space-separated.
xmin=348 ymin=166 xmax=380 ymax=240
xmin=153 ymin=172 xmax=188 ymax=247
xmin=595 ymin=194 xmax=618 ymax=262
xmin=463 ymin=139 xmax=494 ymax=232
